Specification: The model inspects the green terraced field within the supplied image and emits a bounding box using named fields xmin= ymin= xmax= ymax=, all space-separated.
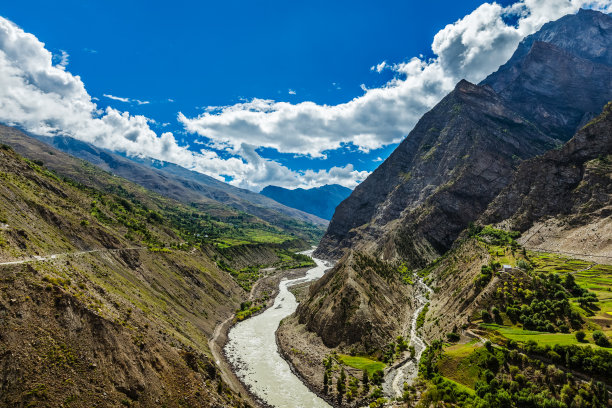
xmin=481 ymin=324 xmax=608 ymax=347
xmin=337 ymin=355 xmax=386 ymax=376
xmin=437 ymin=341 xmax=482 ymax=389
xmin=529 ymin=251 xmax=612 ymax=335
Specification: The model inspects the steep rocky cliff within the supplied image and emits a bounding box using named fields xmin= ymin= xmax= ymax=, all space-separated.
xmin=481 ymin=102 xmax=612 ymax=258
xmin=302 ymin=10 xmax=612 ymax=350
xmin=316 ymin=79 xmax=556 ymax=264
xmin=316 ymin=9 xmax=612 ymax=264
xmin=482 ymin=8 xmax=612 ymax=141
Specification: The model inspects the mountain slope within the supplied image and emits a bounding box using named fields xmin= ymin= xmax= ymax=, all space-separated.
xmin=316 ymin=9 xmax=612 ymax=265
xmin=260 ymin=184 xmax=352 ymax=220
xmin=2 ymin=131 xmax=327 ymax=227
xmin=0 ymin=126 xmax=326 ymax=243
xmin=481 ymin=102 xmax=612 ymax=259
xmin=300 ymin=10 xmax=612 ymax=353
xmin=0 ymin=144 xmax=255 ymax=407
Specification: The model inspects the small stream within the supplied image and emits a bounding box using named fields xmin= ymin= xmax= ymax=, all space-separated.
xmin=224 ymin=251 xmax=331 ymax=408
xmin=383 ymin=277 xmax=433 ymax=398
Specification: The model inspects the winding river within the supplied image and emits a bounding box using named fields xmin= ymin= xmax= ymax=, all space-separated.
xmin=224 ymin=252 xmax=331 ymax=408
xmin=383 ymin=277 xmax=433 ymax=398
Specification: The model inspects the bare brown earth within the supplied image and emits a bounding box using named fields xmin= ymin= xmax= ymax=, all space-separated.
xmin=519 ymin=218 xmax=612 ymax=265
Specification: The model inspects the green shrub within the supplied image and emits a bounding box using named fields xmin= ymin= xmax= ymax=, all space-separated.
xmin=446 ymin=332 xmax=460 ymax=342
xmin=593 ymin=331 xmax=610 ymax=347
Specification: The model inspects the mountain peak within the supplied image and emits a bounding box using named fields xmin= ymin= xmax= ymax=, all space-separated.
xmin=481 ymin=9 xmax=612 ymax=141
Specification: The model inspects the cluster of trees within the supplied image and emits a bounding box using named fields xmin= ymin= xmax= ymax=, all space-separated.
xmin=418 ymin=340 xmax=610 ymax=407
xmin=522 ymin=340 xmax=612 ymax=376
xmin=321 ymin=355 xmax=385 ymax=405
xmin=492 ymin=272 xmax=592 ymax=333
xmin=234 ymin=299 xmax=264 ymax=321
xmin=475 ymin=264 xmax=497 ymax=289
xmin=353 ymin=252 xmax=398 ymax=281
xmin=380 ymin=336 xmax=409 ymax=363
xmin=416 ymin=303 xmax=429 ymax=330
xmin=470 ymin=225 xmax=521 ymax=247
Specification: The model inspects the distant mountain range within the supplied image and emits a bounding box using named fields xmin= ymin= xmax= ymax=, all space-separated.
xmin=260 ymin=184 xmax=352 ymax=220
xmin=0 ymin=129 xmax=327 ymax=243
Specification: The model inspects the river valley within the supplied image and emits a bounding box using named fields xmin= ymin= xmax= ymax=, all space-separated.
xmin=224 ymin=252 xmax=332 ymax=408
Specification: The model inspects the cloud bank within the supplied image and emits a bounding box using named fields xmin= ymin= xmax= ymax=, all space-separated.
xmin=0 ymin=0 xmax=611 ymax=191
xmin=179 ymin=0 xmax=612 ymax=159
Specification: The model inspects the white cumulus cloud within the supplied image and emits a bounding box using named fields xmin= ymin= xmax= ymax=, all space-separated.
xmin=0 ymin=16 xmax=362 ymax=191
xmin=1 ymin=0 xmax=611 ymax=192
xmin=179 ymin=0 xmax=612 ymax=159
xmin=103 ymin=93 xmax=149 ymax=105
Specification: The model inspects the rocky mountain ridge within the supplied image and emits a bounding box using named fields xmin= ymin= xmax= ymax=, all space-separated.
xmin=316 ymin=9 xmax=612 ymax=265
xmin=302 ymin=10 xmax=612 ymax=352
xmin=482 ymin=8 xmax=612 ymax=141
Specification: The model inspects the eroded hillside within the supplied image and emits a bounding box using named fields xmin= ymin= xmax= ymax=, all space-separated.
xmin=0 ymin=143 xmax=306 ymax=407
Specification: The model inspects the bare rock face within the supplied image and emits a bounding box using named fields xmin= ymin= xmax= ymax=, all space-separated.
xmin=481 ymin=102 xmax=612 ymax=232
xmin=482 ymin=9 xmax=612 ymax=141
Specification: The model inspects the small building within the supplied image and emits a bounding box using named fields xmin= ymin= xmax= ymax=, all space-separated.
xmin=502 ymin=264 xmax=512 ymax=272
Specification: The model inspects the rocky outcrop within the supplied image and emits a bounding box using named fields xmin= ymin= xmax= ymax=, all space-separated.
xmin=481 ymin=102 xmax=612 ymax=233
xmin=297 ymin=251 xmax=414 ymax=349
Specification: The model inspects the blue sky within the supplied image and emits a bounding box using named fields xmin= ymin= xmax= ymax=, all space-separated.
xmin=0 ymin=1 xmax=608 ymax=190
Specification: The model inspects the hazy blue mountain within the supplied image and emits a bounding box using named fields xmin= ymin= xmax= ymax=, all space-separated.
xmin=260 ymin=184 xmax=352 ymax=220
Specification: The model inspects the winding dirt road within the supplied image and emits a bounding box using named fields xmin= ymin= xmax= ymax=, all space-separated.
xmin=0 ymin=247 xmax=146 ymax=266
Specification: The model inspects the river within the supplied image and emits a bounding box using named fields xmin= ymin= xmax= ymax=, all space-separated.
xmin=224 ymin=252 xmax=332 ymax=408
xmin=383 ymin=276 xmax=433 ymax=398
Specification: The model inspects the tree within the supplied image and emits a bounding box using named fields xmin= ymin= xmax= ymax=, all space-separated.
xmin=323 ymin=370 xmax=329 ymax=394
xmin=575 ymin=331 xmax=586 ymax=342
xmin=593 ymin=330 xmax=610 ymax=347
xmin=337 ymin=367 xmax=346 ymax=395
xmin=446 ymin=332 xmax=460 ymax=342
xmin=362 ymin=369 xmax=369 ymax=391
xmin=372 ymin=369 xmax=384 ymax=385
